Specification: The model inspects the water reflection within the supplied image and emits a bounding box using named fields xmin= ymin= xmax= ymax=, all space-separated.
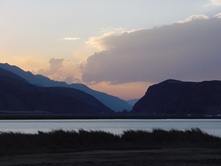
xmin=0 ymin=119 xmax=220 ymax=137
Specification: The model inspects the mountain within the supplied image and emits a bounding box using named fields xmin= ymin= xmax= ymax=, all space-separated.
xmin=126 ymin=99 xmax=139 ymax=107
xmin=0 ymin=68 xmax=112 ymax=115
xmin=0 ymin=63 xmax=132 ymax=112
xmin=132 ymin=79 xmax=221 ymax=116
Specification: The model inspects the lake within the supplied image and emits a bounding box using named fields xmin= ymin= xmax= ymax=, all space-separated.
xmin=0 ymin=119 xmax=221 ymax=137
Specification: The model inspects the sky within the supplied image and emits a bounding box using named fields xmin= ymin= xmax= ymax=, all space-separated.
xmin=1 ymin=0 xmax=221 ymax=100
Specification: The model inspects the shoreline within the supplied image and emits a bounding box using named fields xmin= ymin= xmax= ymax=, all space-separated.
xmin=0 ymin=114 xmax=221 ymax=120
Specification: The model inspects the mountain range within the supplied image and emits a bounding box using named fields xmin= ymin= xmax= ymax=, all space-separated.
xmin=132 ymin=79 xmax=221 ymax=117
xmin=2 ymin=63 xmax=221 ymax=117
xmin=0 ymin=63 xmax=132 ymax=112
xmin=0 ymin=68 xmax=112 ymax=115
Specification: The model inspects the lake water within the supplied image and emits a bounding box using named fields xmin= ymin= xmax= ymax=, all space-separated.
xmin=0 ymin=119 xmax=221 ymax=137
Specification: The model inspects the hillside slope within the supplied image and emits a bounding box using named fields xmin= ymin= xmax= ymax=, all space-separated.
xmin=0 ymin=68 xmax=112 ymax=115
xmin=132 ymin=79 xmax=221 ymax=116
xmin=0 ymin=63 xmax=132 ymax=112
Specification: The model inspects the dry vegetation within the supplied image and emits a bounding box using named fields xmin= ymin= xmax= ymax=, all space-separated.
xmin=0 ymin=128 xmax=221 ymax=165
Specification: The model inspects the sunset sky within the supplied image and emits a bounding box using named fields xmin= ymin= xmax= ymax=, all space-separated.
xmin=1 ymin=0 xmax=221 ymax=100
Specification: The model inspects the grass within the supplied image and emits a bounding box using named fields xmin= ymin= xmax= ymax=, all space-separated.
xmin=122 ymin=128 xmax=221 ymax=144
xmin=0 ymin=128 xmax=220 ymax=154
xmin=1 ymin=128 xmax=221 ymax=166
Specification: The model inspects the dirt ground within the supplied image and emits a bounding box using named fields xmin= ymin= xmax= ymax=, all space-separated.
xmin=1 ymin=148 xmax=221 ymax=166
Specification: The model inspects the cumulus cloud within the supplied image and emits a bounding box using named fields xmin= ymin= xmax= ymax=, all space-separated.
xmin=214 ymin=12 xmax=221 ymax=18
xmin=64 ymin=76 xmax=81 ymax=84
xmin=203 ymin=0 xmax=221 ymax=7
xmin=49 ymin=58 xmax=63 ymax=72
xmin=38 ymin=58 xmax=81 ymax=83
xmin=85 ymin=28 xmax=142 ymax=51
xmin=85 ymin=32 xmax=116 ymax=51
xmin=82 ymin=14 xmax=221 ymax=84
xmin=38 ymin=58 xmax=64 ymax=75
xmin=86 ymin=29 xmax=125 ymax=51
xmin=209 ymin=0 xmax=221 ymax=5
xmin=177 ymin=15 xmax=209 ymax=24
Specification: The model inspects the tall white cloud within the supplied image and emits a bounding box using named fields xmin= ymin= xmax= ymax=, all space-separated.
xmin=82 ymin=15 xmax=221 ymax=84
xmin=38 ymin=58 xmax=81 ymax=83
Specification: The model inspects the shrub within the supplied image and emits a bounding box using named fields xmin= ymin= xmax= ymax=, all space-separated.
xmin=0 ymin=128 xmax=220 ymax=150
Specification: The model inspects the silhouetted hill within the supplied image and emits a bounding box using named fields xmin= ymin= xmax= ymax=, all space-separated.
xmin=0 ymin=68 xmax=112 ymax=115
xmin=132 ymin=79 xmax=221 ymax=116
xmin=0 ymin=63 xmax=132 ymax=112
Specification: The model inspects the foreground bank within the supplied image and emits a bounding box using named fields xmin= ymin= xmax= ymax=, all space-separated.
xmin=1 ymin=148 xmax=221 ymax=166
xmin=0 ymin=129 xmax=221 ymax=165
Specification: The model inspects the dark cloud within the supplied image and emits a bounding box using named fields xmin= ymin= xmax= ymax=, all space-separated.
xmin=82 ymin=15 xmax=221 ymax=84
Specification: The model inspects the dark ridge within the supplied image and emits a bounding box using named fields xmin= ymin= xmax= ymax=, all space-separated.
xmin=132 ymin=79 xmax=221 ymax=116
xmin=0 ymin=63 xmax=132 ymax=112
xmin=0 ymin=68 xmax=112 ymax=115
